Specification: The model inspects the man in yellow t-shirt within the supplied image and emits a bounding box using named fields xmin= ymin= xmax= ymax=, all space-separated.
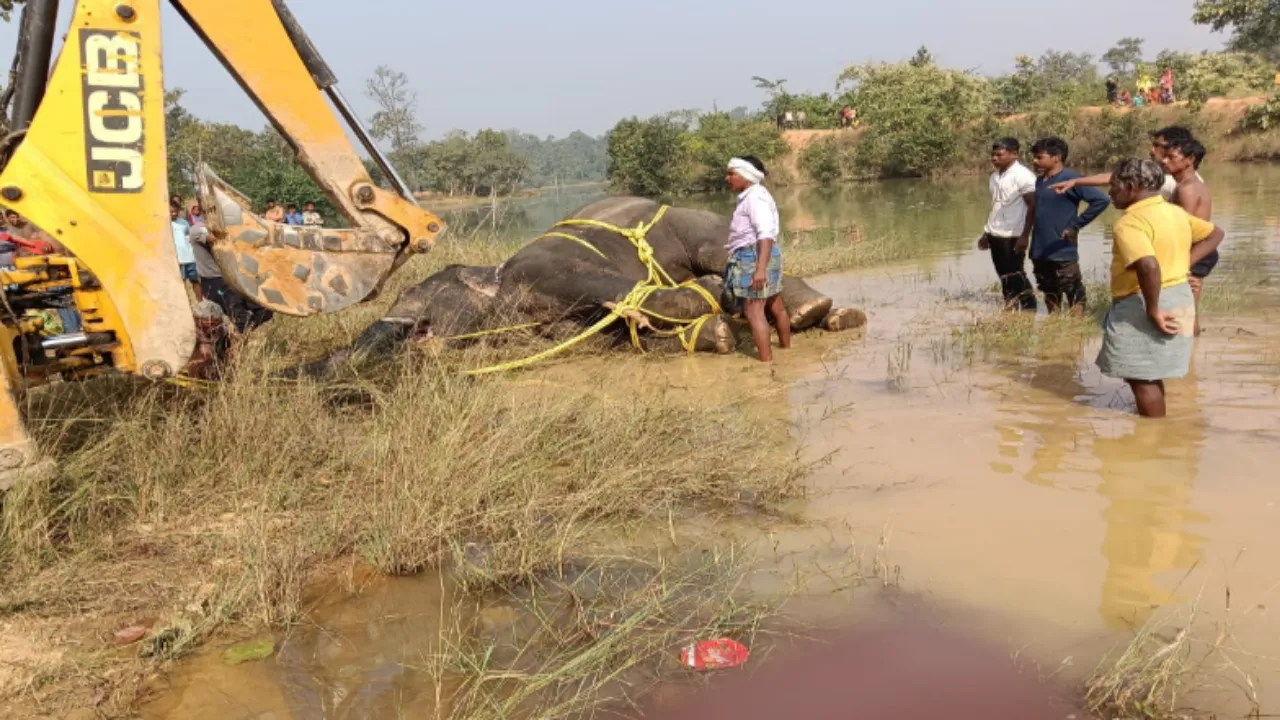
xmin=1097 ymin=158 xmax=1224 ymax=418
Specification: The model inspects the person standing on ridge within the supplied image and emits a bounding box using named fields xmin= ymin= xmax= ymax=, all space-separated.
xmin=978 ymin=138 xmax=1038 ymax=311
xmin=724 ymin=155 xmax=791 ymax=363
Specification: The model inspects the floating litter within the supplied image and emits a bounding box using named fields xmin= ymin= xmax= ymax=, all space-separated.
xmin=680 ymin=638 xmax=750 ymax=671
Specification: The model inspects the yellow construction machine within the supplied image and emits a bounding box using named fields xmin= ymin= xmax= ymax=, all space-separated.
xmin=0 ymin=0 xmax=445 ymax=487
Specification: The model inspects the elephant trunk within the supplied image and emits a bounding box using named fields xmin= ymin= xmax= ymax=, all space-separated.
xmin=286 ymin=319 xmax=414 ymax=379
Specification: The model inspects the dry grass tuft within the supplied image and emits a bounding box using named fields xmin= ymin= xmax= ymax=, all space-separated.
xmin=1085 ymin=592 xmax=1260 ymax=720
xmin=951 ymin=310 xmax=1099 ymax=363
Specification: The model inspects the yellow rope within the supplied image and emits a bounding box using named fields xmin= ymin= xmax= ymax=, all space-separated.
xmin=441 ymin=322 xmax=542 ymax=342
xmin=166 ymin=374 xmax=218 ymax=390
xmin=466 ymin=205 xmax=724 ymax=375
xmin=534 ymin=231 xmax=608 ymax=259
xmin=170 ymin=206 xmax=725 ymax=387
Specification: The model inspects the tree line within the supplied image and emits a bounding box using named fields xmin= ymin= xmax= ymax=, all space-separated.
xmin=605 ymin=0 xmax=1280 ymax=194
xmin=161 ymin=65 xmax=609 ymax=223
xmin=363 ymin=66 xmax=607 ymax=199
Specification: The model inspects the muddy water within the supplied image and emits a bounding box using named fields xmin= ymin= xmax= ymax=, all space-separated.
xmin=147 ymin=165 xmax=1280 ymax=718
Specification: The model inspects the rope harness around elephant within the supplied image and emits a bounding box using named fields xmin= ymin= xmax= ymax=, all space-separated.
xmin=464 ymin=205 xmax=724 ymax=376
xmin=165 ymin=206 xmax=725 ymax=389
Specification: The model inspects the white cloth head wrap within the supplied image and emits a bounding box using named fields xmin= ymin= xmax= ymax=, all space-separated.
xmin=728 ymin=157 xmax=764 ymax=185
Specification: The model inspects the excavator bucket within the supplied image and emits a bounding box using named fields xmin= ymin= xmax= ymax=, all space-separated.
xmin=196 ymin=165 xmax=405 ymax=317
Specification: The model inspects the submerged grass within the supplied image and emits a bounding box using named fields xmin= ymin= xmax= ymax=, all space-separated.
xmin=435 ymin=547 xmax=784 ymax=720
xmin=1085 ymin=593 xmax=1259 ymax=720
xmin=783 ymin=226 xmax=922 ymax=277
xmin=951 ymin=308 xmax=1102 ymax=363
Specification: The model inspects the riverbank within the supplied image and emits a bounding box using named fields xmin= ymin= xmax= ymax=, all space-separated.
xmin=784 ymin=96 xmax=1280 ymax=185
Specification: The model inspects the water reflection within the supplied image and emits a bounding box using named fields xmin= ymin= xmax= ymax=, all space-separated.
xmin=991 ymin=324 xmax=1209 ymax=630
xmin=1019 ymin=359 xmax=1095 ymax=490
xmin=437 ymin=186 xmax=607 ymax=242
xmin=1094 ymin=400 xmax=1208 ymax=630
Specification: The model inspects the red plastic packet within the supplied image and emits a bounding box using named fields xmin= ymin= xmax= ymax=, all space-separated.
xmin=680 ymin=638 xmax=750 ymax=671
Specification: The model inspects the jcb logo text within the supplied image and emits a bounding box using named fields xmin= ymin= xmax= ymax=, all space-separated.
xmin=81 ymin=30 xmax=145 ymax=194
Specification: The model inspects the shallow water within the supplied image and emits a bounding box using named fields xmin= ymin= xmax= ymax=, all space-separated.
xmin=147 ymin=165 xmax=1280 ymax=718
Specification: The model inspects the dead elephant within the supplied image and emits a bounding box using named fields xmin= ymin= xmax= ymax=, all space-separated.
xmin=302 ymin=196 xmax=867 ymax=374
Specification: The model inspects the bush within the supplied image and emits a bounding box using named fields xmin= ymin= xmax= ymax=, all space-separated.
xmin=1157 ymin=50 xmax=1276 ymax=103
xmin=606 ymin=116 xmax=690 ymax=198
xmin=799 ymin=137 xmax=845 ymax=184
xmin=993 ymin=51 xmax=1106 ymax=114
xmin=607 ymin=113 xmax=787 ymax=197
xmin=1080 ymin=108 xmax=1159 ymax=169
xmin=838 ymin=58 xmax=993 ymax=177
xmin=1236 ymin=92 xmax=1280 ymax=133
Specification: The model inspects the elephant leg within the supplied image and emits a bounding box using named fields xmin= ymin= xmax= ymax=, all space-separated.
xmin=522 ymin=271 xmax=730 ymax=353
xmin=822 ymin=307 xmax=869 ymax=333
xmin=638 ymin=314 xmax=736 ymax=355
xmin=519 ymin=271 xmax=722 ymax=328
xmin=781 ymin=275 xmax=834 ymax=332
xmin=636 ymin=276 xmax=724 ymax=324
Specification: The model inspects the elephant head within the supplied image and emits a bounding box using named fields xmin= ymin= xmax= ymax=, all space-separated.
xmin=293 ymin=264 xmax=500 ymax=377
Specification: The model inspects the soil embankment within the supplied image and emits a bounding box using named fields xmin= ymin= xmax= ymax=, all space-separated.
xmin=778 ymin=96 xmax=1268 ymax=176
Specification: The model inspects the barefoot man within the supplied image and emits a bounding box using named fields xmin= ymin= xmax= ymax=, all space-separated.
xmin=725 ymin=156 xmax=791 ymax=362
xmin=1098 ymin=159 xmax=1224 ymax=418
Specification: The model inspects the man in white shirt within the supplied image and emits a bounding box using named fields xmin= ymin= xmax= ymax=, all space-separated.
xmin=725 ymin=156 xmax=790 ymax=363
xmin=171 ymin=204 xmax=202 ymax=302
xmin=978 ymin=137 xmax=1038 ymax=311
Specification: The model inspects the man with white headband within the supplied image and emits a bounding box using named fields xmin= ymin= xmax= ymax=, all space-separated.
xmin=725 ymin=155 xmax=790 ymax=362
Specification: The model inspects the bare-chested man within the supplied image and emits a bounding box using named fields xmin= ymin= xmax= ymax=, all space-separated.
xmin=1160 ymin=136 xmax=1213 ymax=335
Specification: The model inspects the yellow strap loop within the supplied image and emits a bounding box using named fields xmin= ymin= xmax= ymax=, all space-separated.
xmin=441 ymin=322 xmax=542 ymax=342
xmin=533 ymin=231 xmax=609 ymax=259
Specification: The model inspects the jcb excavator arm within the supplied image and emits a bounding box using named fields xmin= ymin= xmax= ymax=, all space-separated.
xmin=0 ymin=0 xmax=444 ymax=486
xmin=174 ymin=0 xmax=444 ymax=315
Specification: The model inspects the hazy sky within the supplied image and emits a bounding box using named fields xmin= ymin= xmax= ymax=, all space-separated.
xmin=2 ymin=0 xmax=1225 ymax=139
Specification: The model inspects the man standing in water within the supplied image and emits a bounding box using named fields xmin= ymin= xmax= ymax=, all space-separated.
xmin=979 ymin=138 xmax=1038 ymax=311
xmin=1160 ymin=136 xmax=1214 ymax=335
xmin=1029 ymin=137 xmax=1110 ymax=314
xmin=1052 ymin=127 xmax=1218 ymax=332
xmin=725 ymin=156 xmax=791 ymax=363
xmin=1098 ymin=158 xmax=1223 ymax=418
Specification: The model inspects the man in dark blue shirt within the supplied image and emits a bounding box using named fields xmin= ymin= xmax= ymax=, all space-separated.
xmin=1030 ymin=137 xmax=1111 ymax=314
